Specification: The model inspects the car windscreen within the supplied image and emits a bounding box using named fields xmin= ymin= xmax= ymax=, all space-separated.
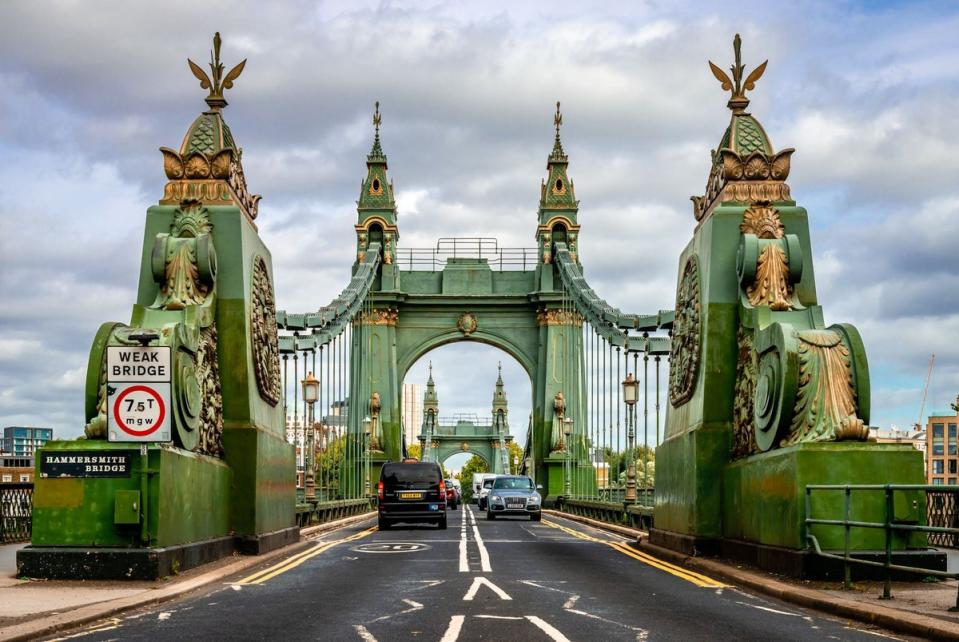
xmin=492 ymin=477 xmax=534 ymax=490
xmin=483 ymin=479 xmax=495 ymax=488
xmin=381 ymin=463 xmax=440 ymax=489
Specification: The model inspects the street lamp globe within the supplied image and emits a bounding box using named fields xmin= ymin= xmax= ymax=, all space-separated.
xmin=363 ymin=416 xmax=373 ymax=436
xmin=302 ymin=371 xmax=320 ymax=404
xmin=563 ymin=417 xmax=573 ymax=436
xmin=622 ymin=372 xmax=639 ymax=407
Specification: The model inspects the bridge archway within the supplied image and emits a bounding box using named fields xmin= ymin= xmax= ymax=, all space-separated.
xmin=403 ymin=343 xmax=525 ymax=476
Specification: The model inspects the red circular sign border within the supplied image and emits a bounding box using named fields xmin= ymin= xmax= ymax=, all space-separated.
xmin=112 ymin=385 xmax=166 ymax=437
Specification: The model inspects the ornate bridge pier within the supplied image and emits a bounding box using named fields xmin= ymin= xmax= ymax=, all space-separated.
xmin=651 ymin=36 xmax=927 ymax=575
xmin=19 ymin=35 xmax=296 ymax=580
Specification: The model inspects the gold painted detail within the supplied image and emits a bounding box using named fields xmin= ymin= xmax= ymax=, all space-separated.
xmin=747 ymin=245 xmax=793 ymax=311
xmin=196 ymin=324 xmax=224 ymax=456
xmin=693 ymin=152 xmax=793 ymax=221
xmin=153 ymin=203 xmax=216 ymax=311
xmin=782 ymin=330 xmax=868 ymax=445
xmin=536 ymin=308 xmax=583 ymax=327
xmin=708 ymin=33 xmax=767 ymax=114
xmin=160 ymin=147 xmax=261 ymax=222
xmin=251 ymin=256 xmax=281 ymax=406
xmin=187 ymin=32 xmax=246 ymax=112
xmin=357 ymin=308 xmax=398 ymax=326
xmin=457 ymin=312 xmax=478 ymax=336
xmin=732 ymin=327 xmax=759 ymax=459
xmin=551 ymin=391 xmax=566 ymax=451
xmin=370 ymin=392 xmax=382 ymax=451
xmin=541 ymin=234 xmax=552 ymax=264
xmin=740 ymin=203 xmax=784 ymax=238
xmin=669 ymin=256 xmax=701 ymax=407
xmin=84 ymin=356 xmax=109 ymax=439
xmin=461 ymin=441 xmax=470 ymax=452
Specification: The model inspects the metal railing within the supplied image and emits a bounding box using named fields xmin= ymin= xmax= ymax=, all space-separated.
xmin=1 ymin=483 xmax=33 ymax=543
xmin=928 ymin=489 xmax=959 ymax=547
xmin=395 ymin=237 xmax=539 ymax=272
xmin=806 ymin=484 xmax=957 ymax=608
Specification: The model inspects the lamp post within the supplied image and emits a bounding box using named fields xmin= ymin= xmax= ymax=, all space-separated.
xmin=302 ymin=371 xmax=320 ymax=503
xmin=622 ymin=371 xmax=639 ymax=503
xmin=563 ymin=417 xmax=573 ymax=498
xmin=362 ymin=416 xmax=373 ymax=497
xmin=513 ymin=455 xmax=519 ymax=475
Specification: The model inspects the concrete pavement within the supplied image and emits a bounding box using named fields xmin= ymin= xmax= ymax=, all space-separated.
xmin=36 ymin=506 xmax=914 ymax=641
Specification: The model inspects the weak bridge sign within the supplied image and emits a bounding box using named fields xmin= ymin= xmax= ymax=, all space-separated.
xmin=106 ymin=346 xmax=172 ymax=443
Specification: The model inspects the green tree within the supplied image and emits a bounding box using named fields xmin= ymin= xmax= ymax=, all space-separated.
xmin=316 ymin=435 xmax=348 ymax=499
xmin=507 ymin=441 xmax=524 ymax=474
xmin=407 ymin=443 xmax=422 ymax=460
xmin=604 ymin=445 xmax=655 ymax=489
xmin=456 ymin=455 xmax=489 ymax=503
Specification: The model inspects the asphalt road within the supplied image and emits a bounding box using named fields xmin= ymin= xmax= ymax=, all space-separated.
xmin=50 ymin=506 xmax=913 ymax=641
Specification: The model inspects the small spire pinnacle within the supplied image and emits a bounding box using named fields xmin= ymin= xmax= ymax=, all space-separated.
xmin=187 ymin=32 xmax=247 ymax=112
xmin=368 ymin=100 xmax=386 ymax=160
xmin=708 ymin=33 xmax=767 ymax=114
xmin=550 ymin=101 xmax=566 ymax=159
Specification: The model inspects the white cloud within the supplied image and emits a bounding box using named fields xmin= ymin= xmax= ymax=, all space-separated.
xmin=1 ymin=1 xmax=959 ymax=440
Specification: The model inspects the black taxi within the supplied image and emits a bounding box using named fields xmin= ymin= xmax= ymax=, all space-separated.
xmin=377 ymin=459 xmax=447 ymax=530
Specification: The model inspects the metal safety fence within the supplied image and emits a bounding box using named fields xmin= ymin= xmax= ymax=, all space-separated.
xmin=927 ymin=489 xmax=959 ymax=547
xmin=1 ymin=483 xmax=33 ymax=543
xmin=806 ymin=484 xmax=958 ymax=608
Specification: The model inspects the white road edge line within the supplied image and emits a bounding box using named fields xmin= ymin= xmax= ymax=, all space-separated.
xmin=463 ymin=576 xmax=512 ymax=601
xmin=525 ymin=615 xmax=573 ymax=642
xmin=467 ymin=506 xmax=492 ymax=572
xmin=734 ymin=601 xmax=801 ymax=617
xmin=439 ymin=615 xmax=465 ymax=642
xmin=459 ymin=503 xmax=469 ymax=572
xmin=475 ymin=615 xmax=524 ymax=620
xmin=353 ymin=624 xmax=378 ymax=642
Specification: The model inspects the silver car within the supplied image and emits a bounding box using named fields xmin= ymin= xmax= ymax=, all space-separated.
xmin=486 ymin=476 xmax=542 ymax=521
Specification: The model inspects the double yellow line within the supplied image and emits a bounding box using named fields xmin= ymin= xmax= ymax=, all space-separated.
xmin=235 ymin=526 xmax=376 ymax=586
xmin=542 ymin=519 xmax=728 ymax=589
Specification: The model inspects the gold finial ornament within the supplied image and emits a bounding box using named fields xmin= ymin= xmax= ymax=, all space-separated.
xmin=708 ymin=34 xmax=767 ymax=113
xmin=554 ymin=101 xmax=563 ymax=137
xmin=373 ymin=101 xmax=382 ymax=134
xmin=188 ymin=32 xmax=247 ymax=111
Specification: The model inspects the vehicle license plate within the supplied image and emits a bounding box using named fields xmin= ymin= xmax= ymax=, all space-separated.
xmin=428 ymin=504 xmax=439 ymax=511
xmin=399 ymin=492 xmax=423 ymax=500
xmin=507 ymin=500 xmax=525 ymax=507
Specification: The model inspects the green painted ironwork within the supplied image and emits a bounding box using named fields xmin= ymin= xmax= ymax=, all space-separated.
xmin=806 ymin=484 xmax=951 ymax=606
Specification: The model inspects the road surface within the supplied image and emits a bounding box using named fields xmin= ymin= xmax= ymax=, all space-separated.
xmin=50 ymin=506 xmax=911 ymax=641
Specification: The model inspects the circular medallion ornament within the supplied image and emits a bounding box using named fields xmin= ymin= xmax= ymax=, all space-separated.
xmin=461 ymin=441 xmax=470 ymax=452
xmin=669 ymin=256 xmax=702 ymax=407
xmin=251 ymin=256 xmax=281 ymax=406
xmin=457 ymin=312 xmax=477 ymax=336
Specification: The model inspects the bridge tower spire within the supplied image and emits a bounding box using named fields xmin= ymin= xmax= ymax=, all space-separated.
xmin=492 ymin=363 xmax=511 ymax=472
xmin=536 ymin=101 xmax=581 ymax=267
xmin=421 ymin=362 xmax=439 ymax=462
xmin=355 ymin=101 xmax=399 ymax=281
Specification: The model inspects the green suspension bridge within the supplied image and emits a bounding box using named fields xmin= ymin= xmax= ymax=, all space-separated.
xmin=275 ymin=99 xmax=672 ymax=503
xmin=18 ymin=32 xmax=933 ymax=593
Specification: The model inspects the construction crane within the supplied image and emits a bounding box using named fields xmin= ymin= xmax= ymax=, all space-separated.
xmin=915 ymin=354 xmax=935 ymax=431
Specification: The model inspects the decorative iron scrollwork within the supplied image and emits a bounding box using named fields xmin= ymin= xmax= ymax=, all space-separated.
xmin=251 ymin=256 xmax=281 ymax=406
xmin=669 ymin=256 xmax=701 ymax=407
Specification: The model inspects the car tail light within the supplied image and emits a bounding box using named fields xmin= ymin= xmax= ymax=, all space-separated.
xmin=377 ymin=480 xmax=384 ymax=501
xmin=439 ymin=479 xmax=446 ymax=497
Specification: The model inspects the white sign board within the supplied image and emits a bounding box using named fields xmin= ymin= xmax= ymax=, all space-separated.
xmin=107 ymin=346 xmax=172 ymax=443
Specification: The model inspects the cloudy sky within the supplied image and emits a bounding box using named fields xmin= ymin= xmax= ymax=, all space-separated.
xmin=2 ymin=0 xmax=958 ymax=457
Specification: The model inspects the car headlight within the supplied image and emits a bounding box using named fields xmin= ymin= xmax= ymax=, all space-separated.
xmin=528 ymin=495 xmax=540 ymax=503
xmin=491 ymin=495 xmax=501 ymax=502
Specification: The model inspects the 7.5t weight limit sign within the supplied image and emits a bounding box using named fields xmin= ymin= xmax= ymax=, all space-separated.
xmin=107 ymin=346 xmax=172 ymax=443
